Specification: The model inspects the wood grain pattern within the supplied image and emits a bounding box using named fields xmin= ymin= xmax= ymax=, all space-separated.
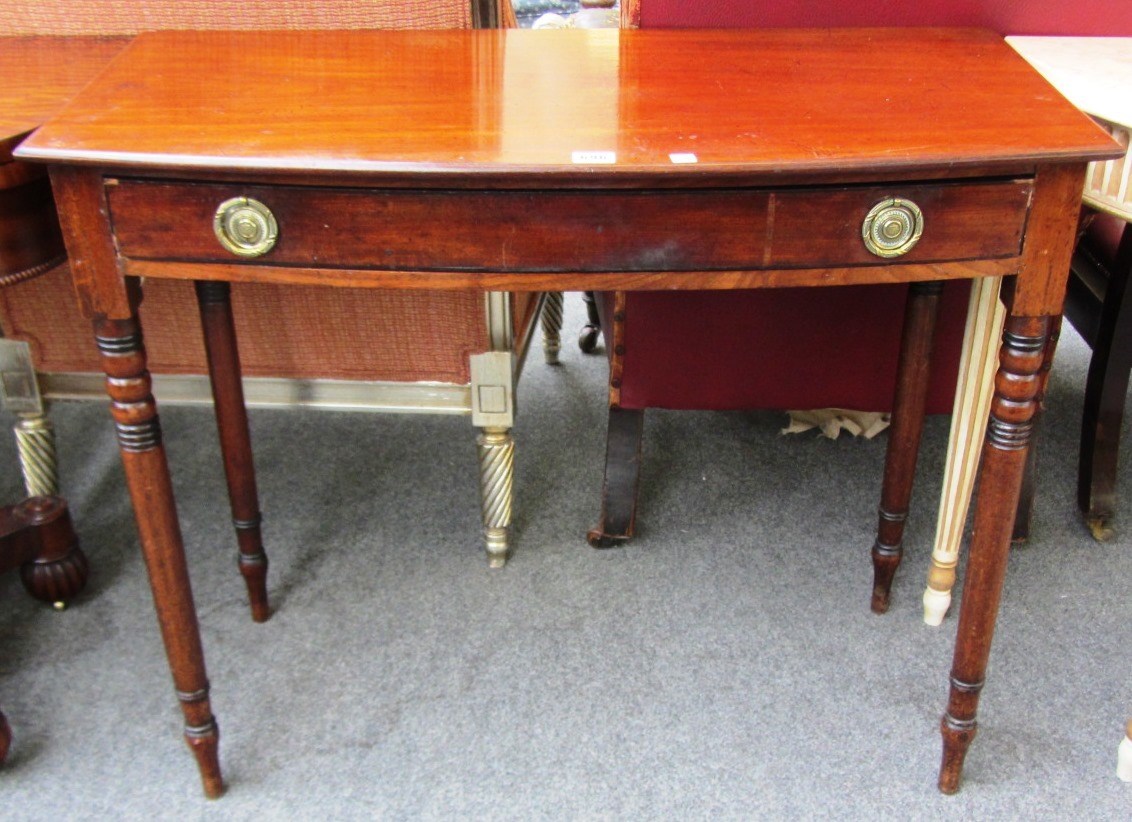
xmin=0 ymin=36 xmax=126 ymax=160
xmin=106 ymin=178 xmax=1033 ymax=273
xmin=16 ymin=29 xmax=1120 ymax=178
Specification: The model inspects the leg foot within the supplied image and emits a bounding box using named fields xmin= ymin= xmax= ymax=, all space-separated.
xmin=588 ymin=406 xmax=645 ymax=548
xmin=16 ymin=496 xmax=88 ymax=607
xmin=184 ymin=717 xmax=224 ymax=798
xmin=1086 ymin=514 xmax=1116 ymax=542
xmin=939 ymin=712 xmax=977 ymax=794
xmin=477 ymin=427 xmax=514 ymax=567
xmin=1118 ymin=719 xmax=1132 ymax=782
xmin=578 ymin=291 xmax=602 ymax=354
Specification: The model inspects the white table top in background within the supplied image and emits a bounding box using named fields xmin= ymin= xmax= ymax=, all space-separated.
xmin=1007 ymin=36 xmax=1132 ymax=129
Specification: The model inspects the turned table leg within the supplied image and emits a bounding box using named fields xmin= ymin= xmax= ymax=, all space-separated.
xmin=923 ymin=276 xmax=1005 ymax=625
xmin=870 ymin=281 xmax=943 ymax=613
xmin=94 ymin=315 xmax=223 ymax=798
xmin=195 ymin=281 xmax=269 ymax=622
xmin=477 ymin=426 xmax=514 ymax=568
xmin=938 ymin=314 xmax=1049 ymax=793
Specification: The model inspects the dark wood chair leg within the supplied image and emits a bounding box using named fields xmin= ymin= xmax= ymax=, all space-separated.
xmin=95 ymin=315 xmax=224 ymax=798
xmin=871 ymin=281 xmax=944 ymax=613
xmin=587 ymin=406 xmax=645 ymax=548
xmin=578 ymin=291 xmax=601 ymax=354
xmin=1077 ymin=225 xmax=1132 ymax=541
xmin=195 ymin=281 xmax=270 ymax=622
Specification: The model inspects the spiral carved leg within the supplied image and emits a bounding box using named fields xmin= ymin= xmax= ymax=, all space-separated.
xmin=541 ymin=291 xmax=564 ymax=365
xmin=477 ymin=426 xmax=514 ymax=568
xmin=14 ymin=413 xmax=59 ymax=498
xmin=871 ymin=281 xmax=943 ymax=614
xmin=938 ymin=315 xmax=1048 ymax=794
xmin=196 ymin=281 xmax=269 ymax=623
xmin=95 ymin=315 xmax=224 ymax=798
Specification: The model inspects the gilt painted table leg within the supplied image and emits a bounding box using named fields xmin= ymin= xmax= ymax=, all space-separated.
xmin=541 ymin=291 xmax=564 ymax=365
xmin=94 ymin=314 xmax=223 ymax=798
xmin=923 ymin=276 xmax=1005 ymax=625
xmin=195 ymin=281 xmax=270 ymax=622
xmin=870 ymin=281 xmax=943 ymax=613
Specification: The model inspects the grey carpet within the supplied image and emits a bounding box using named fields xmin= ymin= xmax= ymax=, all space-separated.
xmin=1 ymin=294 xmax=1129 ymax=819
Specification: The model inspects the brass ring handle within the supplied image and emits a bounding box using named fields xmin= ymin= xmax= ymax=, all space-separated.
xmin=862 ymin=198 xmax=924 ymax=258
xmin=213 ymin=197 xmax=278 ymax=258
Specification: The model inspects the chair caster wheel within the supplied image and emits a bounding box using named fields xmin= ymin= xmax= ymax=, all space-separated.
xmin=578 ymin=325 xmax=600 ymax=353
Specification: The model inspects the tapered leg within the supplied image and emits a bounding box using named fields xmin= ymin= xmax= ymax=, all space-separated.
xmin=924 ymin=277 xmax=1005 ymax=625
xmin=541 ymin=291 xmax=564 ymax=365
xmin=938 ymin=315 xmax=1048 ymax=794
xmin=1077 ymin=226 xmax=1132 ymax=541
xmin=477 ymin=426 xmax=514 ymax=568
xmin=94 ymin=315 xmax=223 ymax=798
xmin=871 ymin=281 xmax=943 ymax=613
xmin=587 ymin=406 xmax=645 ymax=548
xmin=195 ymin=281 xmax=269 ymax=622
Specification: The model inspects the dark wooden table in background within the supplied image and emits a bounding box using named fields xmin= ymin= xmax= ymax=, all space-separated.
xmin=15 ymin=27 xmax=1120 ymax=796
xmin=0 ymin=35 xmax=125 ymax=766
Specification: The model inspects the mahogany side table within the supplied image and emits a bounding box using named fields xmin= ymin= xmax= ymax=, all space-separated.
xmin=16 ymin=27 xmax=1121 ymax=796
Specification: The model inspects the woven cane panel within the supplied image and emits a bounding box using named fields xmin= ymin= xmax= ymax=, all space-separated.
xmin=0 ymin=2 xmax=471 ymax=35
xmin=0 ymin=264 xmax=499 ymax=384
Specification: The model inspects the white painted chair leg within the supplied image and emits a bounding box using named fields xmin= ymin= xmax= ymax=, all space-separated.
xmin=924 ymin=276 xmax=1006 ymax=625
xmin=1118 ymin=720 xmax=1132 ymax=782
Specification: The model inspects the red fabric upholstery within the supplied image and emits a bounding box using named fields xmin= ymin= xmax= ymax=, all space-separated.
xmin=609 ymin=283 xmax=969 ymax=413
xmin=641 ymin=0 xmax=1132 ymax=36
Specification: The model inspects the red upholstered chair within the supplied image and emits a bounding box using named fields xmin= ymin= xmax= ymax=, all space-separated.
xmin=591 ymin=1 xmax=1132 ymax=612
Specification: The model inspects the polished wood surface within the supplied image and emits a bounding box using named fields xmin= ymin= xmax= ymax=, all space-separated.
xmin=20 ymin=27 xmax=1123 ymax=798
xmin=18 ymin=29 xmax=1117 ymax=178
xmin=0 ymin=36 xmax=125 ymax=161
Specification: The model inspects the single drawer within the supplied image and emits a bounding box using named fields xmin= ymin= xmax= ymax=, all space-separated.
xmin=107 ymin=178 xmax=1032 ymax=272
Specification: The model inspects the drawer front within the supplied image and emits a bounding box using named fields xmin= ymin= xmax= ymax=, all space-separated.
xmin=107 ymin=178 xmax=1032 ymax=272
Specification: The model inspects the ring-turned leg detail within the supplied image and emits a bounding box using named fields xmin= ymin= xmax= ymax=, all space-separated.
xmin=477 ymin=426 xmax=514 ymax=568
xmin=95 ymin=315 xmax=224 ymax=798
xmin=196 ymin=281 xmax=269 ymax=623
xmin=871 ymin=281 xmax=943 ymax=613
xmin=541 ymin=291 xmax=564 ymax=365
xmin=938 ymin=315 xmax=1048 ymax=795
xmin=14 ymin=414 xmax=59 ymax=498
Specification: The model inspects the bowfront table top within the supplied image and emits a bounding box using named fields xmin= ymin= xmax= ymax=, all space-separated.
xmin=14 ymin=28 xmax=1122 ymax=799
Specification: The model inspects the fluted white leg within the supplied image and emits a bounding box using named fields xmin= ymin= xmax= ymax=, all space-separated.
xmin=924 ymin=277 xmax=1005 ymax=625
